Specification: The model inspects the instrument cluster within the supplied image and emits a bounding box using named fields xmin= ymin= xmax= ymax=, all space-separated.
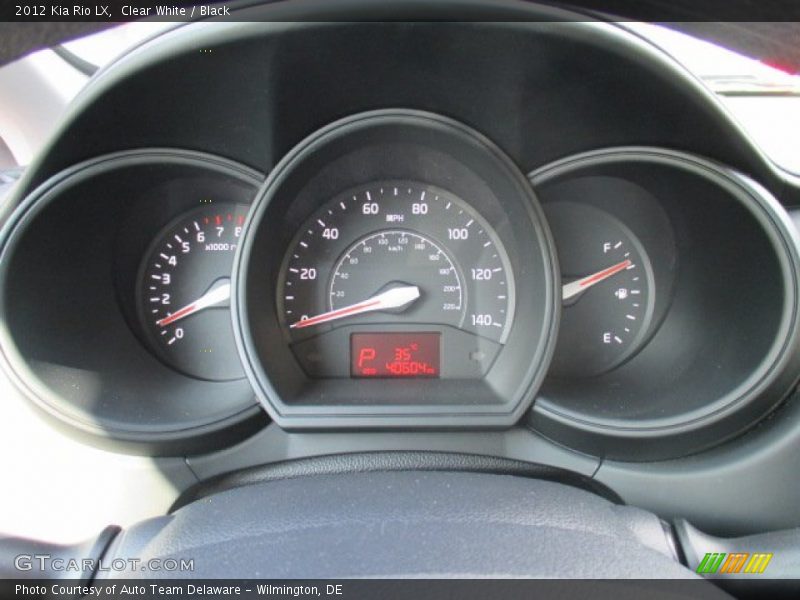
xmin=0 ymin=115 xmax=798 ymax=459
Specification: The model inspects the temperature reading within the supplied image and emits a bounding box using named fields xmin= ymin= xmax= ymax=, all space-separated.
xmin=351 ymin=332 xmax=440 ymax=378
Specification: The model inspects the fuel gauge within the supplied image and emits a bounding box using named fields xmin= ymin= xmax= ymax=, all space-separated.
xmin=545 ymin=201 xmax=655 ymax=378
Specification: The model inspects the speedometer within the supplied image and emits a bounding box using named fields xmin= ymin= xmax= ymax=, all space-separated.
xmin=233 ymin=109 xmax=558 ymax=428
xmin=279 ymin=182 xmax=514 ymax=375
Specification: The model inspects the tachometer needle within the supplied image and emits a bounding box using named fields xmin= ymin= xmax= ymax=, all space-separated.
xmin=290 ymin=285 xmax=420 ymax=329
xmin=562 ymin=259 xmax=632 ymax=301
xmin=157 ymin=281 xmax=231 ymax=327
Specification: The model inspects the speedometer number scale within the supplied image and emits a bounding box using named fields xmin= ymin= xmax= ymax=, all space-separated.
xmin=278 ymin=182 xmax=515 ymax=378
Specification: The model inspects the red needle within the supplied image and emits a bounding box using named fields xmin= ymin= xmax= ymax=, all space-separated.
xmin=562 ymin=259 xmax=632 ymax=301
xmin=157 ymin=303 xmax=198 ymax=327
xmin=290 ymin=285 xmax=420 ymax=330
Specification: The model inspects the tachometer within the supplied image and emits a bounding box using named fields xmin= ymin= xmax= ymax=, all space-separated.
xmin=138 ymin=204 xmax=248 ymax=381
xmin=277 ymin=181 xmax=514 ymax=378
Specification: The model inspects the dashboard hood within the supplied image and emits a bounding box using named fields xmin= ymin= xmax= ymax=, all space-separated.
xmin=2 ymin=0 xmax=800 ymax=69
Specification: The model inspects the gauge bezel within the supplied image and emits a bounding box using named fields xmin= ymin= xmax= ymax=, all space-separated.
xmin=233 ymin=110 xmax=559 ymax=429
xmin=528 ymin=147 xmax=800 ymax=460
xmin=0 ymin=149 xmax=265 ymax=455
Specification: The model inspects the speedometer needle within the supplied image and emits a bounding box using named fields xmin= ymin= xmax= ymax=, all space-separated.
xmin=157 ymin=281 xmax=231 ymax=327
xmin=562 ymin=259 xmax=632 ymax=301
xmin=290 ymin=285 xmax=420 ymax=329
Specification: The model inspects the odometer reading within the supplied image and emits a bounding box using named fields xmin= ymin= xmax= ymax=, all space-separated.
xmin=351 ymin=332 xmax=440 ymax=378
xmin=278 ymin=181 xmax=516 ymax=378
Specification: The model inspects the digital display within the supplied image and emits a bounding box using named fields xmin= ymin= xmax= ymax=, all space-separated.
xmin=351 ymin=332 xmax=440 ymax=378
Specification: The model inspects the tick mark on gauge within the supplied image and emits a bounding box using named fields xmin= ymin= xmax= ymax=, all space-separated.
xmin=466 ymin=219 xmax=474 ymax=227
xmin=175 ymin=235 xmax=183 ymax=243
xmin=340 ymin=202 xmax=347 ymax=210
xmin=317 ymin=219 xmax=326 ymax=227
xmin=626 ymin=314 xmax=636 ymax=320
xmin=614 ymin=241 xmax=622 ymax=249
xmin=289 ymin=268 xmax=299 ymax=273
xmin=484 ymin=241 xmax=491 ymax=247
xmin=300 ymin=241 xmax=308 ymax=248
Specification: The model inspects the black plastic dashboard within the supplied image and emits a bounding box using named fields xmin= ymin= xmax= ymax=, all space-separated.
xmin=2 ymin=1 xmax=800 ymax=538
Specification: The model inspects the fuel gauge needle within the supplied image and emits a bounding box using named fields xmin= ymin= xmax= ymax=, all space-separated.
xmin=157 ymin=281 xmax=231 ymax=327
xmin=562 ymin=259 xmax=632 ymax=301
xmin=290 ymin=285 xmax=420 ymax=329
